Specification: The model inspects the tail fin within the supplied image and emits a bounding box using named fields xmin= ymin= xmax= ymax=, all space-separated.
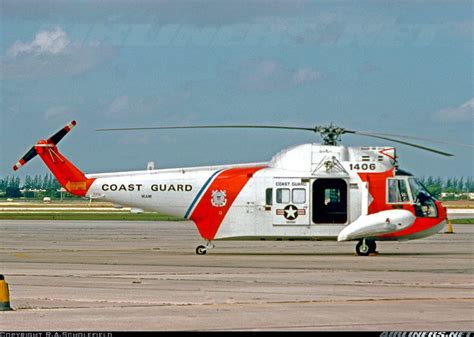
xmin=13 ymin=121 xmax=95 ymax=197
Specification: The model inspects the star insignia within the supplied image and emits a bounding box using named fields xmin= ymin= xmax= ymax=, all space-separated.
xmin=284 ymin=205 xmax=298 ymax=220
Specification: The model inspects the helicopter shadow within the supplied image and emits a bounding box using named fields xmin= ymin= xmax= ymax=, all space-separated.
xmin=207 ymin=251 xmax=465 ymax=257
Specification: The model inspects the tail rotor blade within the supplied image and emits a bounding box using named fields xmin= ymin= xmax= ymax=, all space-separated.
xmin=13 ymin=146 xmax=37 ymax=171
xmin=48 ymin=120 xmax=77 ymax=145
xmin=12 ymin=120 xmax=77 ymax=171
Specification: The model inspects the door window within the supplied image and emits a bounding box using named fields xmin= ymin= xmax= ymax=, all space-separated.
xmin=276 ymin=188 xmax=290 ymax=203
xmin=292 ymin=188 xmax=306 ymax=204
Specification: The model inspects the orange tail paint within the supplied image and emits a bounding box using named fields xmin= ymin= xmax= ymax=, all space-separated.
xmin=34 ymin=140 xmax=95 ymax=197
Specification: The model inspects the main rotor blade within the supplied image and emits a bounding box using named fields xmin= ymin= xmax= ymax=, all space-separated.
xmin=352 ymin=131 xmax=454 ymax=157
xmin=96 ymin=125 xmax=317 ymax=132
xmin=95 ymin=124 xmax=457 ymax=156
xmin=356 ymin=131 xmax=474 ymax=149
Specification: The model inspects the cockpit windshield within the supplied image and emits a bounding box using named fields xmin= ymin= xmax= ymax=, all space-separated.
xmin=387 ymin=177 xmax=438 ymax=218
xmin=408 ymin=178 xmax=438 ymax=217
xmin=408 ymin=178 xmax=435 ymax=201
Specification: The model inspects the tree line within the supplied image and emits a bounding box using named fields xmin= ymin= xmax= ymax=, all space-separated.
xmin=0 ymin=174 xmax=473 ymax=200
xmin=0 ymin=174 xmax=65 ymax=199
xmin=417 ymin=176 xmax=474 ymax=199
xmin=0 ymin=174 xmax=61 ymax=190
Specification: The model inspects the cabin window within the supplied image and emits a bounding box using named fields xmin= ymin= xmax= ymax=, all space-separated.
xmin=312 ymin=179 xmax=348 ymax=224
xmin=265 ymin=188 xmax=273 ymax=205
xmin=292 ymin=188 xmax=306 ymax=204
xmin=387 ymin=178 xmax=410 ymax=203
xmin=276 ymin=188 xmax=290 ymax=203
xmin=324 ymin=188 xmax=341 ymax=205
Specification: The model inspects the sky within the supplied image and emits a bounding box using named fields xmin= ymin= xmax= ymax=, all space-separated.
xmin=1 ymin=0 xmax=473 ymax=180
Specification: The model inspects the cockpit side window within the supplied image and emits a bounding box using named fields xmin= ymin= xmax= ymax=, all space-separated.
xmin=387 ymin=178 xmax=411 ymax=203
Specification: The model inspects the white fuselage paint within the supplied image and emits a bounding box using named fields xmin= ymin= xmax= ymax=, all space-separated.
xmin=84 ymin=144 xmax=443 ymax=241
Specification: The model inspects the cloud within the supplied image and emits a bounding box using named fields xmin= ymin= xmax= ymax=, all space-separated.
xmin=105 ymin=95 xmax=130 ymax=118
xmin=103 ymin=94 xmax=165 ymax=120
xmin=1 ymin=27 xmax=117 ymax=80
xmin=102 ymin=87 xmax=202 ymax=124
xmin=45 ymin=105 xmax=70 ymax=119
xmin=7 ymin=27 xmax=70 ymax=57
xmin=434 ymin=98 xmax=474 ymax=123
xmin=235 ymin=59 xmax=326 ymax=91
xmin=358 ymin=61 xmax=381 ymax=75
xmin=291 ymin=67 xmax=324 ymax=85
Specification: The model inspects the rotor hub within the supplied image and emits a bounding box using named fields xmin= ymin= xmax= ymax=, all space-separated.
xmin=315 ymin=125 xmax=347 ymax=146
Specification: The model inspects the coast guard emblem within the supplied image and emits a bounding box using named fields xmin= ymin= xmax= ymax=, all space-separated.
xmin=211 ymin=190 xmax=227 ymax=207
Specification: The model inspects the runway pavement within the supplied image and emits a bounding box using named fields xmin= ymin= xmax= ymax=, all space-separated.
xmin=447 ymin=209 xmax=474 ymax=219
xmin=0 ymin=220 xmax=473 ymax=331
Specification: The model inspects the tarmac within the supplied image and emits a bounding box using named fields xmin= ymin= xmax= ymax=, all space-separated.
xmin=0 ymin=219 xmax=473 ymax=331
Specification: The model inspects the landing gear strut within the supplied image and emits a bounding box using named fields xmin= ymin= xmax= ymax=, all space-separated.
xmin=356 ymin=239 xmax=377 ymax=256
xmin=195 ymin=241 xmax=215 ymax=255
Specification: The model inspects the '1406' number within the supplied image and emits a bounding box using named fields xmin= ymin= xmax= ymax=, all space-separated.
xmin=349 ymin=163 xmax=376 ymax=170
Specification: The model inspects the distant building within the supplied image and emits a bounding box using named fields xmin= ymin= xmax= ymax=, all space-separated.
xmin=440 ymin=192 xmax=474 ymax=200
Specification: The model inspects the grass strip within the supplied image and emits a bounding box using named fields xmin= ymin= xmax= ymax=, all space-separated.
xmin=0 ymin=212 xmax=184 ymax=221
xmin=450 ymin=218 xmax=474 ymax=224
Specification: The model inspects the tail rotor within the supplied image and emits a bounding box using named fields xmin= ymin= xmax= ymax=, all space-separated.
xmin=12 ymin=120 xmax=76 ymax=171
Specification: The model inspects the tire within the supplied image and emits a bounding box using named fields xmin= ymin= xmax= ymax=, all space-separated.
xmin=367 ymin=240 xmax=377 ymax=254
xmin=195 ymin=245 xmax=207 ymax=255
xmin=356 ymin=240 xmax=370 ymax=256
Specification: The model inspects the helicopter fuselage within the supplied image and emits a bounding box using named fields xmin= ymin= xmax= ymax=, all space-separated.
xmin=83 ymin=143 xmax=447 ymax=243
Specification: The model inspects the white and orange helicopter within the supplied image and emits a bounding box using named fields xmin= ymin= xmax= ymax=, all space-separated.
xmin=13 ymin=120 xmax=457 ymax=256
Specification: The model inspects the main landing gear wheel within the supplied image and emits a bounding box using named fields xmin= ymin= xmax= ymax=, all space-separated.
xmin=195 ymin=245 xmax=207 ymax=255
xmin=356 ymin=239 xmax=377 ymax=256
xmin=195 ymin=241 xmax=215 ymax=255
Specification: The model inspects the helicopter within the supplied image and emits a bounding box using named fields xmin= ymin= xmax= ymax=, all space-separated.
xmin=13 ymin=120 xmax=463 ymax=256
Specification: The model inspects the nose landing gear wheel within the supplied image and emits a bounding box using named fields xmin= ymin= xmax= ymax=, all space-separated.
xmin=356 ymin=239 xmax=377 ymax=256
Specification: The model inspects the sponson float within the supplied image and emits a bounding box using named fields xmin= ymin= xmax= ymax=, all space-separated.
xmin=14 ymin=121 xmax=455 ymax=255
